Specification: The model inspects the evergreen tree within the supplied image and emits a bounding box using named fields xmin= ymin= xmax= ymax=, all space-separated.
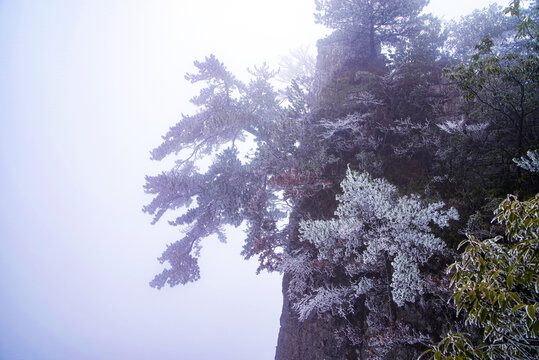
xmin=314 ymin=0 xmax=429 ymax=57
xmin=144 ymin=1 xmax=538 ymax=358
xmin=143 ymin=54 xmax=329 ymax=288
xmin=445 ymin=4 xmax=521 ymax=63
xmin=283 ymin=168 xmax=458 ymax=358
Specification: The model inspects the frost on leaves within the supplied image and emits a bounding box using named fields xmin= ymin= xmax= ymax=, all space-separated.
xmin=144 ymin=55 xmax=325 ymax=288
xmin=513 ymin=149 xmax=539 ymax=172
xmin=284 ymin=168 xmax=458 ymax=350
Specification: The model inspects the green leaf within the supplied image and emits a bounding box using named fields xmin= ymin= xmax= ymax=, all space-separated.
xmin=455 ymin=341 xmax=466 ymax=353
xmin=526 ymin=305 xmax=535 ymax=320
xmin=508 ymin=292 xmax=521 ymax=303
xmin=532 ymin=319 xmax=539 ymax=335
xmin=418 ymin=348 xmax=433 ymax=360
xmin=476 ymin=348 xmax=484 ymax=358
xmin=507 ymin=274 xmax=514 ymax=288
xmin=454 ymin=290 xmax=463 ymax=304
xmin=480 ymin=308 xmax=488 ymax=322
xmin=500 ymin=298 xmax=507 ymax=313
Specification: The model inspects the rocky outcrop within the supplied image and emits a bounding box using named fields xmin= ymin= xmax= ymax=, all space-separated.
xmin=313 ymin=30 xmax=383 ymax=99
xmin=275 ymin=273 xmax=353 ymax=360
xmin=274 ymin=30 xmax=375 ymax=360
xmin=274 ymin=28 xmax=451 ymax=360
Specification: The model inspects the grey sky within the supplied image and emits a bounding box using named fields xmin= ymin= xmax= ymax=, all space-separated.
xmin=0 ymin=0 xmax=499 ymax=359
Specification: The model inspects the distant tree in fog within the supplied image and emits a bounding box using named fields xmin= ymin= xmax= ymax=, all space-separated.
xmin=314 ymin=0 xmax=429 ymax=57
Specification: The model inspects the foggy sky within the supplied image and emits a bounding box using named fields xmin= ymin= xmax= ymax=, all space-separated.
xmin=1 ymin=1 xmax=499 ymax=359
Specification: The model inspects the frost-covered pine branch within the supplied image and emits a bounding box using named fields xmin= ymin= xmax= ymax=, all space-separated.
xmin=513 ymin=149 xmax=539 ymax=172
xmin=285 ymin=167 xmax=458 ymax=322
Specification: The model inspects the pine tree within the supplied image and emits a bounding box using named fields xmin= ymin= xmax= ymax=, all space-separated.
xmin=314 ymin=0 xmax=429 ymax=57
xmin=143 ymin=1 xmax=538 ymax=359
xmin=143 ymin=55 xmax=329 ymax=288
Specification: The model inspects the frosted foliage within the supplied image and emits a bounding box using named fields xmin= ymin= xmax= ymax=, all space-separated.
xmin=513 ymin=149 xmax=539 ymax=172
xmin=280 ymin=251 xmax=316 ymax=305
xmin=320 ymin=111 xmax=383 ymax=152
xmin=293 ymin=286 xmax=353 ymax=321
xmin=391 ymin=254 xmax=424 ymax=306
xmin=314 ymin=0 xmax=429 ymax=56
xmin=280 ymin=251 xmax=314 ymax=280
xmin=437 ymin=117 xmax=489 ymax=136
xmin=291 ymin=169 xmax=458 ymax=320
xmin=145 ymin=55 xmax=322 ymax=288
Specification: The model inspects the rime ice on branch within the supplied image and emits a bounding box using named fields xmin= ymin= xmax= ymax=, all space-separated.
xmin=143 ymin=54 xmax=328 ymax=288
xmin=283 ymin=168 xmax=458 ymax=354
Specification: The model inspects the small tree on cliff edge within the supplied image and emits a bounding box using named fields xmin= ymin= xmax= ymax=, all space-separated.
xmin=314 ymin=0 xmax=429 ymax=57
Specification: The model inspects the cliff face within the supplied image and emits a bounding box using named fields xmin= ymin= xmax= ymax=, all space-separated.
xmin=273 ymin=32 xmax=368 ymax=360
xmin=313 ymin=30 xmax=382 ymax=98
xmin=274 ymin=31 xmax=378 ymax=360
xmin=273 ymin=29 xmax=451 ymax=360
xmin=275 ymin=203 xmax=359 ymax=360
xmin=275 ymin=273 xmax=353 ymax=360
xmin=275 ymin=26 xmax=382 ymax=360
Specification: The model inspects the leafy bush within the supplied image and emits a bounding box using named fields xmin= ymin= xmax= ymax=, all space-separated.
xmin=421 ymin=194 xmax=539 ymax=359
